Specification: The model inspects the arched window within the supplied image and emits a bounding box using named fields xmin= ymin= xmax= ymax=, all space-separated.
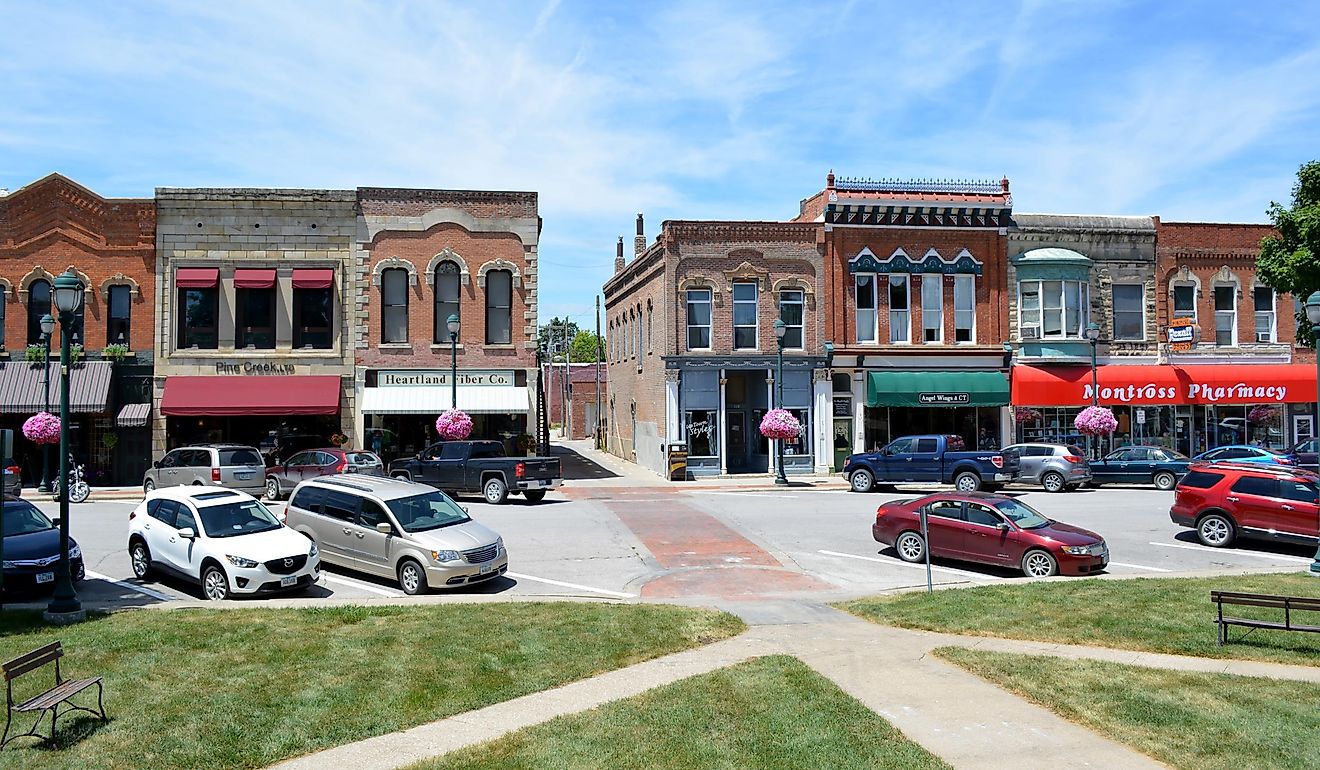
xmin=433 ymin=261 xmax=461 ymax=344
xmin=485 ymin=270 xmax=513 ymax=344
xmin=381 ymin=268 xmax=409 ymax=343
xmin=27 ymin=279 xmax=50 ymax=346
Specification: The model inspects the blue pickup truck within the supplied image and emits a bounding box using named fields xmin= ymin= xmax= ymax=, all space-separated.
xmin=844 ymin=434 xmax=1020 ymax=493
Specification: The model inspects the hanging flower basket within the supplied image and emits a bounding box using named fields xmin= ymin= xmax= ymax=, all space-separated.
xmin=1013 ymin=406 xmax=1043 ymax=424
xmin=759 ymin=408 xmax=802 ymax=441
xmin=1247 ymin=405 xmax=1278 ymax=426
xmin=328 ymin=432 xmax=349 ymax=447
xmin=435 ymin=409 xmax=474 ymax=440
xmin=22 ymin=411 xmax=61 ymax=445
xmin=1074 ymin=406 xmax=1118 ymax=436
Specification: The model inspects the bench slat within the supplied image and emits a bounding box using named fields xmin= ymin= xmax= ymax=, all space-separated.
xmin=13 ymin=677 xmax=101 ymax=712
xmin=1211 ymin=592 xmax=1320 ymax=611
xmin=2 ymin=642 xmax=62 ymax=680
xmin=1220 ymin=616 xmax=1320 ymax=633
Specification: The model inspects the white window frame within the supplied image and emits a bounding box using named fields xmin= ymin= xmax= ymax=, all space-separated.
xmin=855 ymin=273 xmax=877 ymax=343
xmin=1213 ymin=283 xmax=1237 ymax=347
xmin=1172 ymin=283 xmax=1197 ymax=321
xmin=888 ymin=274 xmax=910 ymax=344
xmin=686 ymin=289 xmax=712 ymax=351
xmin=1017 ymin=279 xmax=1088 ymax=340
xmin=1111 ymin=283 xmax=1146 ymax=341
xmin=778 ymin=289 xmax=804 ymax=350
xmin=1253 ymin=285 xmax=1276 ymax=343
xmin=732 ymin=281 xmax=759 ymax=350
xmin=920 ymin=276 xmax=943 ymax=344
xmin=953 ymin=275 xmax=975 ymax=344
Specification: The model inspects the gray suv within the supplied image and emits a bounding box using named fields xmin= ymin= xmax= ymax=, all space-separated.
xmin=1003 ymin=443 xmax=1091 ymax=493
xmin=283 ymin=475 xmax=507 ymax=595
xmin=143 ymin=445 xmax=267 ymax=496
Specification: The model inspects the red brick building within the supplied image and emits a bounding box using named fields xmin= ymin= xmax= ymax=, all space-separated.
xmin=354 ymin=188 xmax=541 ymax=460
xmin=0 ymin=174 xmax=156 ymax=484
xmin=542 ymin=362 xmax=607 ymax=441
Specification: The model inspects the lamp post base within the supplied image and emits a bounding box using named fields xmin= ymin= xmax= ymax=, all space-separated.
xmin=774 ymin=475 xmax=789 ymax=486
xmin=1310 ymin=552 xmax=1320 ymax=577
xmin=42 ymin=608 xmax=87 ymax=625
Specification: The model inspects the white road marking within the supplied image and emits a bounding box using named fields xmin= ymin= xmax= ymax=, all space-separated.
xmin=1148 ymin=541 xmax=1314 ymax=564
xmin=1106 ymin=561 xmax=1172 ymax=572
xmin=505 ymin=571 xmax=636 ymax=598
xmin=699 ymin=491 xmax=801 ymax=499
xmin=817 ymin=549 xmax=1005 ymax=581
xmin=320 ymin=573 xmax=404 ymax=597
xmin=85 ymin=570 xmax=175 ymax=601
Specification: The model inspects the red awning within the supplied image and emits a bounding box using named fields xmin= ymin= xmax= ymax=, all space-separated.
xmin=292 ymin=268 xmax=334 ymax=289
xmin=1012 ymin=364 xmax=1317 ymax=407
xmin=176 ymin=268 xmax=219 ymax=288
xmin=160 ymin=375 xmax=342 ymax=416
xmin=234 ymin=268 xmax=276 ymax=289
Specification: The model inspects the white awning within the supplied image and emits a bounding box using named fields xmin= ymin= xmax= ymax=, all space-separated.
xmin=361 ymin=386 xmax=530 ymax=415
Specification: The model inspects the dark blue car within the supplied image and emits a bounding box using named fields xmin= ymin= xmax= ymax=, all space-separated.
xmin=1 ymin=496 xmax=84 ymax=595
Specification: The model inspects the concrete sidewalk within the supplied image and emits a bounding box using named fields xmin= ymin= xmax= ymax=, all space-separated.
xmin=552 ymin=438 xmax=847 ymax=491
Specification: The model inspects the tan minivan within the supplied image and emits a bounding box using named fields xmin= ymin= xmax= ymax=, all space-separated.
xmin=143 ymin=444 xmax=267 ymax=497
xmin=283 ymin=475 xmax=507 ymax=594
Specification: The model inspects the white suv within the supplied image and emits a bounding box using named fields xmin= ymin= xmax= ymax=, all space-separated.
xmin=127 ymin=487 xmax=320 ymax=600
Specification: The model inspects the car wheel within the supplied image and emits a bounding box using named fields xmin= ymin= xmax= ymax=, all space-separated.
xmin=1041 ymin=471 xmax=1066 ymax=493
xmin=202 ymin=564 xmax=230 ymax=600
xmin=953 ymin=472 xmax=982 ymax=492
xmin=1021 ymin=549 xmax=1059 ymax=578
xmin=523 ymin=489 xmax=547 ymax=503
xmin=397 ymin=559 xmax=429 ymax=595
xmin=1197 ymin=513 xmax=1236 ymax=547
xmin=391 ymin=471 xmax=411 ymax=482
xmin=143 ymin=478 xmax=156 ymax=495
xmin=1153 ymin=471 xmax=1177 ymax=491
xmin=895 ymin=531 xmax=925 ymax=563
xmin=849 ymin=469 xmax=875 ymax=493
xmin=264 ymin=476 xmax=281 ymax=501
xmin=483 ymin=477 xmax=509 ymax=505
xmin=130 ymin=540 xmax=153 ymax=580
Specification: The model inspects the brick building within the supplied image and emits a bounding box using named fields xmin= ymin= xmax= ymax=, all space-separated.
xmin=354 ymin=187 xmax=541 ymax=461
xmin=542 ymin=362 xmax=607 ymax=441
xmin=0 ymin=174 xmax=156 ymax=485
xmin=604 ymin=214 xmax=826 ymax=477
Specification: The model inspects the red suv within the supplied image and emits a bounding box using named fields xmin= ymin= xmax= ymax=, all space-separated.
xmin=1169 ymin=461 xmax=1319 ymax=548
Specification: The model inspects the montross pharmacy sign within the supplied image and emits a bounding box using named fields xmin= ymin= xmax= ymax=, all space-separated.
xmin=1012 ymin=364 xmax=1317 ymax=407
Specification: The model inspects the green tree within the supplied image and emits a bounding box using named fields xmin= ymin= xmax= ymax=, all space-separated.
xmin=569 ymin=330 xmax=603 ymax=363
xmin=1258 ymin=160 xmax=1320 ymax=346
xmin=537 ymin=317 xmax=580 ymax=359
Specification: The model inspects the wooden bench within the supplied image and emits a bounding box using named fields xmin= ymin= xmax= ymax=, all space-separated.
xmin=1210 ymin=590 xmax=1320 ymax=646
xmin=2 ymin=641 xmax=107 ymax=749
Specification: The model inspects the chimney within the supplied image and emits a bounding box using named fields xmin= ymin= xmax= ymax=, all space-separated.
xmin=615 ymin=236 xmax=625 ymax=273
xmin=1001 ymin=175 xmax=1010 ymax=193
xmin=634 ymin=213 xmax=646 ymax=257
xmin=826 ymin=169 xmax=835 ymax=190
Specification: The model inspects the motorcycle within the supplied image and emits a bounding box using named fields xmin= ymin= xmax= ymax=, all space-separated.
xmin=50 ymin=461 xmax=91 ymax=504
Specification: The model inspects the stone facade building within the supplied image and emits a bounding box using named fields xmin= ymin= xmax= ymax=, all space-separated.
xmin=354 ymin=187 xmax=540 ymax=462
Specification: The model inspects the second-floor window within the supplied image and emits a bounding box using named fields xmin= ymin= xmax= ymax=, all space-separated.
xmin=779 ymin=289 xmax=803 ymax=349
xmin=485 ymin=269 xmax=513 ymax=344
xmin=236 ymin=287 xmax=276 ymax=349
xmin=1112 ymin=284 xmax=1145 ymax=341
xmin=953 ymin=275 xmax=974 ymax=343
xmin=27 ymin=279 xmax=50 ymax=346
xmin=0 ymin=286 xmax=6 ymax=350
xmin=855 ymin=275 xmax=877 ymax=343
xmin=107 ymin=285 xmax=131 ymax=346
xmin=733 ymin=281 xmax=758 ymax=349
xmin=1019 ymin=280 xmax=1087 ymax=339
xmin=1173 ymin=284 xmax=1196 ymax=319
xmin=686 ymin=289 xmax=711 ymax=349
xmin=1254 ymin=286 xmax=1275 ymax=343
xmin=434 ymin=262 xmax=461 ymax=344
xmin=889 ymin=275 xmax=910 ymax=344
xmin=1214 ymin=284 xmax=1236 ymax=346
xmin=294 ymin=286 xmax=332 ymax=349
xmin=179 ymin=286 xmax=219 ymax=349
xmin=381 ymin=268 xmax=409 ymax=343
xmin=920 ymin=276 xmax=942 ymax=343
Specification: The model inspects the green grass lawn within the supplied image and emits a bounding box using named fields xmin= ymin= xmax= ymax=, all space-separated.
xmin=411 ymin=656 xmax=951 ymax=770
xmin=937 ymin=647 xmax=1320 ymax=770
xmin=840 ymin=572 xmax=1320 ymax=665
xmin=0 ymin=603 xmax=743 ymax=770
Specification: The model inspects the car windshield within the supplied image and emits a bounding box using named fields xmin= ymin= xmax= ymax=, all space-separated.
xmin=386 ymin=491 xmax=471 ymax=533
xmin=197 ymin=500 xmax=283 ymax=538
xmin=2 ymin=501 xmax=54 ymax=536
xmin=994 ymin=499 xmax=1051 ymax=530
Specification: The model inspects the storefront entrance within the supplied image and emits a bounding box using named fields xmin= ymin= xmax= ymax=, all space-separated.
xmin=723 ymin=370 xmax=769 ymax=474
xmin=863 ymin=406 xmax=1003 ymax=452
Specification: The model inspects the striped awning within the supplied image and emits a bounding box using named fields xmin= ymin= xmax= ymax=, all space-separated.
xmin=115 ymin=403 xmax=151 ymax=427
xmin=0 ymin=361 xmax=113 ymax=414
xmin=361 ymin=385 xmax=530 ymax=415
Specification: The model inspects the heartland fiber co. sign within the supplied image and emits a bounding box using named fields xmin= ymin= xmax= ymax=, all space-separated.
xmin=378 ymin=370 xmax=515 ymax=387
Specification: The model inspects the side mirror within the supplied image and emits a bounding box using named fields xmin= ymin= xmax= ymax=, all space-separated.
xmin=152 ymin=461 xmax=160 ymax=469
xmin=177 ymin=527 xmax=196 ymax=539
xmin=376 ymin=522 xmax=392 ymax=534
xmin=996 ymin=522 xmax=1011 ymax=532
xmin=461 ymin=506 xmax=469 ymax=514
xmin=50 ymin=516 xmax=61 ymax=526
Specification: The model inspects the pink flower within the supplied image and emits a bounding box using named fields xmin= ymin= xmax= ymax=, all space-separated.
xmin=759 ymin=408 xmax=802 ymax=441
xmin=22 ymin=411 xmax=61 ymax=445
xmin=435 ymin=409 xmax=474 ymax=440
xmin=1247 ymin=405 xmax=1277 ymax=426
xmin=1013 ymin=407 xmax=1042 ymax=424
xmin=1074 ymin=406 xmax=1118 ymax=436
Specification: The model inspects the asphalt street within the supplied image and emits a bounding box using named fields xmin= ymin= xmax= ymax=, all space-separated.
xmin=11 ymin=482 xmax=1316 ymax=608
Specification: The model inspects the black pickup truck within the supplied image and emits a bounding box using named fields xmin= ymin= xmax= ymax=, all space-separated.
xmin=387 ymin=440 xmax=562 ymax=504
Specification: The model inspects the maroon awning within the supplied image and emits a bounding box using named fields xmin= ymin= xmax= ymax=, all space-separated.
xmin=234 ymin=268 xmax=276 ymax=289
xmin=292 ymin=268 xmax=334 ymax=289
xmin=176 ymin=268 xmax=219 ymax=288
xmin=160 ymin=375 xmax=342 ymax=416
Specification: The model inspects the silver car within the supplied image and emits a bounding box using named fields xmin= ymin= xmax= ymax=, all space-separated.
xmin=1003 ymin=443 xmax=1091 ymax=493
xmin=283 ymin=475 xmax=507 ymax=594
xmin=143 ymin=444 xmax=267 ymax=496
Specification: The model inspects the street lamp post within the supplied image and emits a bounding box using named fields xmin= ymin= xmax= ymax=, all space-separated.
xmin=773 ymin=319 xmax=788 ymax=486
xmin=1085 ymin=322 xmax=1101 ymax=458
xmin=447 ymin=314 xmax=460 ymax=410
xmin=44 ymin=269 xmax=85 ymax=624
xmin=1306 ymin=292 xmax=1320 ymax=578
xmin=38 ymin=313 xmax=55 ymax=492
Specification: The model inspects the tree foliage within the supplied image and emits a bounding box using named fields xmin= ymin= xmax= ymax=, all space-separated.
xmin=569 ymin=330 xmax=603 ymax=363
xmin=537 ymin=317 xmax=580 ymax=357
xmin=1257 ymin=161 xmax=1320 ymax=345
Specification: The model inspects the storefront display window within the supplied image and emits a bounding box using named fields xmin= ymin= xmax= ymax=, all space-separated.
xmin=863 ymin=405 xmax=999 ymax=454
xmin=684 ymin=409 xmax=718 ymax=457
xmin=1015 ymin=403 xmax=1289 ymax=456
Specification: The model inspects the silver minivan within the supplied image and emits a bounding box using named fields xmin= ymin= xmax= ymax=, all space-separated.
xmin=1002 ymin=443 xmax=1092 ymax=493
xmin=143 ymin=444 xmax=267 ymax=496
xmin=283 ymin=475 xmax=507 ymax=594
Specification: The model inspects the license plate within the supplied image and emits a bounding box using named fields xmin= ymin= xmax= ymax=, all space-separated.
xmin=36 ymin=572 xmax=54 ymax=584
xmin=539 ymin=480 xmax=551 ymax=488
xmin=479 ymin=564 xmax=492 ymax=575
xmin=280 ymin=576 xmax=297 ymax=587
xmin=235 ymin=471 xmax=255 ymax=480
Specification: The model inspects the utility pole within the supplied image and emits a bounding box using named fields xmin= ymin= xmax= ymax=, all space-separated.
xmin=562 ymin=317 xmax=571 ymax=439
xmin=595 ymin=296 xmax=603 ymax=450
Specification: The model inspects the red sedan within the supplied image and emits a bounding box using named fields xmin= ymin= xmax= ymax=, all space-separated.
xmin=871 ymin=492 xmax=1108 ymax=577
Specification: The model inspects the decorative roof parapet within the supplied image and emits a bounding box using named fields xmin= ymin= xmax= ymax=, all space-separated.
xmin=833 ymin=177 xmax=1007 ymax=195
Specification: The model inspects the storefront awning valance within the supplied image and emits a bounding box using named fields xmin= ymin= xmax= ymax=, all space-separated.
xmin=1012 ymin=364 xmax=1318 ymax=406
xmin=161 ymin=375 xmax=342 ymax=416
xmin=0 ymin=362 xmax=113 ymax=414
xmin=292 ymin=268 xmax=334 ymax=289
xmin=866 ymin=370 xmax=1009 ymax=408
xmin=176 ymin=268 xmax=219 ymax=288
xmin=234 ymin=268 xmax=276 ymax=289
xmin=361 ymin=386 xmax=530 ymax=415
xmin=115 ymin=403 xmax=151 ymax=427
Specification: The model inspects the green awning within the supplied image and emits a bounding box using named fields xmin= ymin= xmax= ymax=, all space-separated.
xmin=866 ymin=370 xmax=1009 ymax=408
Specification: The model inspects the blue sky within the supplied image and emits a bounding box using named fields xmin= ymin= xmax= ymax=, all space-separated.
xmin=2 ymin=1 xmax=1319 ymax=326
